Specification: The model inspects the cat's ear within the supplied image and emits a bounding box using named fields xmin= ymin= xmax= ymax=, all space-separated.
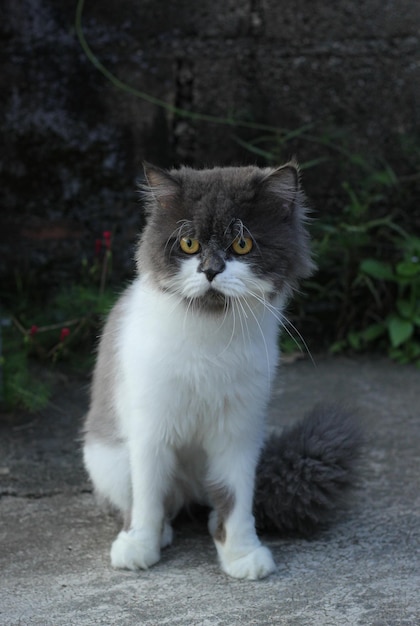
xmin=140 ymin=163 xmax=180 ymax=212
xmin=261 ymin=161 xmax=300 ymax=213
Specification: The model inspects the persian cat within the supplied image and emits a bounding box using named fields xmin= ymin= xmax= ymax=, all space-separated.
xmin=83 ymin=163 xmax=360 ymax=580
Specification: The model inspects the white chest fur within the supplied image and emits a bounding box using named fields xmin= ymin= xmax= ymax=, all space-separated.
xmin=114 ymin=276 xmax=282 ymax=445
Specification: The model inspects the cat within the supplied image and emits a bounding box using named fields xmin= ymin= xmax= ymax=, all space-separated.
xmin=83 ymin=162 xmax=361 ymax=580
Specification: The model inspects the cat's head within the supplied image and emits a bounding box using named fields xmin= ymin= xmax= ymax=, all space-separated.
xmin=136 ymin=163 xmax=315 ymax=311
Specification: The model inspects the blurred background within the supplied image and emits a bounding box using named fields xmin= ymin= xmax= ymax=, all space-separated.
xmin=1 ymin=0 xmax=419 ymax=411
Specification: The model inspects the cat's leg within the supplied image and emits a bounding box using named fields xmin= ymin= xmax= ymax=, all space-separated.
xmin=206 ymin=436 xmax=276 ymax=580
xmin=83 ymin=440 xmax=132 ymax=514
xmin=84 ymin=439 xmax=173 ymax=560
xmin=110 ymin=439 xmax=176 ymax=571
xmin=122 ymin=511 xmax=174 ymax=549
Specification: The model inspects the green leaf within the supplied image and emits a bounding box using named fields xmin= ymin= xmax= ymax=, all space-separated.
xmin=360 ymin=259 xmax=395 ymax=281
xmin=369 ymin=166 xmax=398 ymax=187
xmin=396 ymin=300 xmax=414 ymax=319
xmin=348 ymin=154 xmax=371 ymax=172
xmin=408 ymin=342 xmax=420 ymax=358
xmin=396 ymin=261 xmax=420 ymax=277
xmin=330 ymin=340 xmax=346 ymax=354
xmin=362 ymin=323 xmax=386 ymax=342
xmin=348 ymin=332 xmax=361 ymax=350
xmin=389 ymin=347 xmax=404 ymax=362
xmin=387 ymin=316 xmax=414 ymax=348
xmin=402 ymin=236 xmax=420 ymax=256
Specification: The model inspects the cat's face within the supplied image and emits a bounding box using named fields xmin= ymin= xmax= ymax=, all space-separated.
xmin=137 ymin=163 xmax=314 ymax=311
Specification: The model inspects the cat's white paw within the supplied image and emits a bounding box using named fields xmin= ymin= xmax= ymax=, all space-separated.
xmin=110 ymin=530 xmax=160 ymax=570
xmin=220 ymin=545 xmax=276 ymax=580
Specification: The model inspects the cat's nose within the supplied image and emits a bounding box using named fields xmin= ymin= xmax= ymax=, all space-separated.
xmin=203 ymin=267 xmax=221 ymax=282
xmin=198 ymin=256 xmax=226 ymax=282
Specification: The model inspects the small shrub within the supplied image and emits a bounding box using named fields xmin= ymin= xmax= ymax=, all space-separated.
xmin=0 ymin=231 xmax=117 ymax=412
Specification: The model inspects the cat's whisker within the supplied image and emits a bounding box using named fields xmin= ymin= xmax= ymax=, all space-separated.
xmin=232 ymin=298 xmax=245 ymax=348
xmin=156 ymin=286 xmax=186 ymax=316
xmin=217 ymin=299 xmax=237 ymax=357
xmin=182 ymin=296 xmax=195 ymax=332
xmin=280 ymin=315 xmax=316 ymax=367
xmin=244 ymin=278 xmax=274 ymax=303
xmin=176 ymin=218 xmax=193 ymax=230
xmin=248 ymin=290 xmax=280 ymax=319
xmin=242 ymin=224 xmax=262 ymax=258
xmin=164 ymin=220 xmax=194 ymax=258
xmin=164 ymin=225 xmax=183 ymax=256
xmin=168 ymin=299 xmax=184 ymax=317
xmin=220 ymin=297 xmax=232 ymax=332
xmin=232 ymin=299 xmax=243 ymax=346
xmin=224 ymin=234 xmax=239 ymax=252
xmin=223 ymin=218 xmax=237 ymax=239
xmin=223 ymin=218 xmax=248 ymax=251
xmin=236 ymin=297 xmax=251 ymax=347
xmin=241 ymin=297 xmax=272 ymax=384
xmin=247 ymin=289 xmax=315 ymax=366
xmin=243 ymin=281 xmax=282 ymax=318
xmin=211 ymin=296 xmax=231 ymax=335
xmin=246 ymin=289 xmax=284 ymax=321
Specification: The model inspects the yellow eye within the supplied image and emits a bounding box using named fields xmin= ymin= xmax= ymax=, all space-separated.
xmin=232 ymin=236 xmax=253 ymax=255
xmin=180 ymin=237 xmax=200 ymax=254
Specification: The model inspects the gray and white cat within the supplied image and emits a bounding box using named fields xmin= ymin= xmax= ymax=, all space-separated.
xmin=83 ymin=162 xmax=360 ymax=580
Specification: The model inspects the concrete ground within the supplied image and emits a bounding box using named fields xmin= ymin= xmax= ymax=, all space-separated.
xmin=0 ymin=355 xmax=419 ymax=626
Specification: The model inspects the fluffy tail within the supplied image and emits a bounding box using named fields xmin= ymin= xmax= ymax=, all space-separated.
xmin=254 ymin=404 xmax=363 ymax=536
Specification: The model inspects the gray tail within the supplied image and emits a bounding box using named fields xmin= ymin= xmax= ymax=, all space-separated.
xmin=254 ymin=404 xmax=363 ymax=536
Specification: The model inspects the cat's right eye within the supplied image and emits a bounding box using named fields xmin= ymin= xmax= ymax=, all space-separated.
xmin=232 ymin=236 xmax=253 ymax=255
xmin=180 ymin=237 xmax=200 ymax=254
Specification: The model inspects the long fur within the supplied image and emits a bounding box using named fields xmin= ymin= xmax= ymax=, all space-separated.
xmin=83 ymin=162 xmax=362 ymax=580
xmin=254 ymin=404 xmax=363 ymax=536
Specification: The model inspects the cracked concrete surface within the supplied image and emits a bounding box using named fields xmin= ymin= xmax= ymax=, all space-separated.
xmin=0 ymin=356 xmax=419 ymax=625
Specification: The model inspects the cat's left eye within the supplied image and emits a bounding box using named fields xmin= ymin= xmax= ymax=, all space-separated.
xmin=180 ymin=237 xmax=200 ymax=254
xmin=232 ymin=236 xmax=253 ymax=255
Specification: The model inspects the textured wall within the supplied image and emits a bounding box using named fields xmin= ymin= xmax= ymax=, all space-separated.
xmin=1 ymin=0 xmax=419 ymax=289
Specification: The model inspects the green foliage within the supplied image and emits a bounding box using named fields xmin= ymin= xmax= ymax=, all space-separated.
xmin=1 ymin=333 xmax=51 ymax=412
xmin=342 ymin=236 xmax=420 ymax=364
xmin=1 ymin=235 xmax=117 ymax=413
xmin=308 ymin=168 xmax=420 ymax=365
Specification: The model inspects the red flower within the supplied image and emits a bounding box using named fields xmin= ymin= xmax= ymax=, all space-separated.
xmin=29 ymin=325 xmax=39 ymax=336
xmin=60 ymin=328 xmax=70 ymax=342
xmin=103 ymin=231 xmax=112 ymax=250
xmin=94 ymin=238 xmax=102 ymax=256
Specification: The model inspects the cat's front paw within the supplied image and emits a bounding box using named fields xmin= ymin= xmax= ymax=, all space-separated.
xmin=110 ymin=530 xmax=160 ymax=570
xmin=220 ymin=545 xmax=276 ymax=580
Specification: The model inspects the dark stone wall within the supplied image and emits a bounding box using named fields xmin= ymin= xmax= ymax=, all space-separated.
xmin=1 ymin=0 xmax=419 ymax=292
